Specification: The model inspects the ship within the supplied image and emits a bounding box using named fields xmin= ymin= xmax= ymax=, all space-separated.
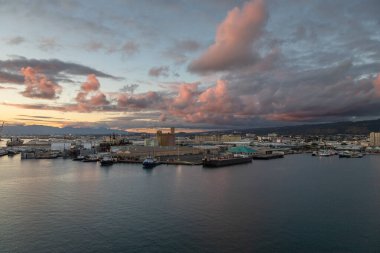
xmin=7 ymin=148 xmax=20 ymax=156
xmin=7 ymin=137 xmax=24 ymax=147
xmin=100 ymin=156 xmax=114 ymax=166
xmin=339 ymin=151 xmax=364 ymax=158
xmin=202 ymin=156 xmax=252 ymax=168
xmin=0 ymin=148 xmax=8 ymax=157
xmin=73 ymin=155 xmax=85 ymax=161
xmin=142 ymin=156 xmax=160 ymax=169
xmin=21 ymin=150 xmax=58 ymax=159
xmin=83 ymin=154 xmax=99 ymax=162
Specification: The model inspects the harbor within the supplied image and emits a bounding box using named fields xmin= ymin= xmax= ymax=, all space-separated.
xmin=1 ymin=152 xmax=380 ymax=253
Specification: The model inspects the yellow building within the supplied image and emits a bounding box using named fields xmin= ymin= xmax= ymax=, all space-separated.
xmin=157 ymin=127 xmax=176 ymax=146
xmin=369 ymin=132 xmax=380 ymax=146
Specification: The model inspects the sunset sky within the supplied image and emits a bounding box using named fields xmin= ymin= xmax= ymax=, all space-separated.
xmin=1 ymin=0 xmax=380 ymax=131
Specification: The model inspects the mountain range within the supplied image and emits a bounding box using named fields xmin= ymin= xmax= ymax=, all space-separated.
xmin=1 ymin=118 xmax=380 ymax=136
xmin=242 ymin=118 xmax=380 ymax=136
xmin=1 ymin=125 xmax=128 ymax=136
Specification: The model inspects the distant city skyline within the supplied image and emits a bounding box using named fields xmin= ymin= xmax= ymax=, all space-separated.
xmin=1 ymin=0 xmax=380 ymax=131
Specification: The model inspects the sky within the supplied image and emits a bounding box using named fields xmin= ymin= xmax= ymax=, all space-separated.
xmin=0 ymin=0 xmax=380 ymax=131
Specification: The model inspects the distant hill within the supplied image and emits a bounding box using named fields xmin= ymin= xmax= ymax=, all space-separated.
xmin=244 ymin=119 xmax=380 ymax=136
xmin=1 ymin=125 xmax=128 ymax=136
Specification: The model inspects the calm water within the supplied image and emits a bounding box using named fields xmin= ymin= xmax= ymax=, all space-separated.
xmin=1 ymin=151 xmax=380 ymax=253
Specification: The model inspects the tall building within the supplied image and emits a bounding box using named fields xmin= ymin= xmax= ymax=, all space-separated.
xmin=156 ymin=127 xmax=176 ymax=146
xmin=369 ymin=132 xmax=380 ymax=146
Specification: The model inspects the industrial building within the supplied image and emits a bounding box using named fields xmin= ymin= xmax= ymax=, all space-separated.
xmin=369 ymin=132 xmax=380 ymax=146
xmin=156 ymin=127 xmax=176 ymax=146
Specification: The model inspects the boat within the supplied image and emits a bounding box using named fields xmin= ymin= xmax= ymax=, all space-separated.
xmin=73 ymin=155 xmax=85 ymax=161
xmin=351 ymin=152 xmax=364 ymax=158
xmin=100 ymin=156 xmax=114 ymax=166
xmin=142 ymin=156 xmax=160 ymax=169
xmin=252 ymin=153 xmax=284 ymax=160
xmin=83 ymin=154 xmax=99 ymax=162
xmin=318 ymin=150 xmax=332 ymax=157
xmin=311 ymin=151 xmax=318 ymax=156
xmin=6 ymin=137 xmax=24 ymax=147
xmin=7 ymin=149 xmax=20 ymax=156
xmin=20 ymin=150 xmax=58 ymax=159
xmin=0 ymin=149 xmax=8 ymax=157
xmin=338 ymin=151 xmax=352 ymax=158
xmin=35 ymin=151 xmax=59 ymax=159
xmin=202 ymin=155 xmax=252 ymax=168
xmin=338 ymin=151 xmax=364 ymax=158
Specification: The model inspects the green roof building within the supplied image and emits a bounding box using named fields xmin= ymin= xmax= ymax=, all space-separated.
xmin=228 ymin=146 xmax=257 ymax=155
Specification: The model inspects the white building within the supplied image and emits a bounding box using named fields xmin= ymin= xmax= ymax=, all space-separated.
xmin=51 ymin=142 xmax=72 ymax=151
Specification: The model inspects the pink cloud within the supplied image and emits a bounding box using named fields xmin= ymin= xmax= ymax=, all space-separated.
xmin=172 ymin=82 xmax=199 ymax=109
xmin=188 ymin=0 xmax=267 ymax=73
xmin=167 ymin=80 xmax=242 ymax=124
xmin=20 ymin=66 xmax=61 ymax=99
xmin=373 ymin=73 xmax=380 ymax=96
xmin=80 ymin=74 xmax=100 ymax=92
xmin=75 ymin=74 xmax=109 ymax=112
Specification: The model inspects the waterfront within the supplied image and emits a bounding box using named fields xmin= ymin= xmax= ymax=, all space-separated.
xmin=1 ymin=154 xmax=380 ymax=253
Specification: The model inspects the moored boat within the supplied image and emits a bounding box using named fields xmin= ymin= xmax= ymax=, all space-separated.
xmin=0 ymin=149 xmax=8 ymax=157
xmin=338 ymin=151 xmax=364 ymax=158
xmin=73 ymin=155 xmax=85 ymax=161
xmin=318 ymin=150 xmax=332 ymax=157
xmin=83 ymin=154 xmax=99 ymax=162
xmin=6 ymin=137 xmax=24 ymax=147
xmin=100 ymin=156 xmax=114 ymax=166
xmin=142 ymin=156 xmax=160 ymax=169
xmin=203 ymin=156 xmax=252 ymax=168
xmin=7 ymin=149 xmax=20 ymax=156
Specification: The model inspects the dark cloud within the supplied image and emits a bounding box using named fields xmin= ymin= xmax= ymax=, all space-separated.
xmin=148 ymin=66 xmax=169 ymax=77
xmin=163 ymin=39 xmax=201 ymax=64
xmin=0 ymin=71 xmax=24 ymax=84
xmin=17 ymin=115 xmax=67 ymax=120
xmin=38 ymin=38 xmax=61 ymax=51
xmin=120 ymin=41 xmax=139 ymax=56
xmin=5 ymin=36 xmax=26 ymax=45
xmin=0 ymin=58 xmax=120 ymax=85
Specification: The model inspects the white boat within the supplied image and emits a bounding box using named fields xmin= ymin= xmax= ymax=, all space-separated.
xmin=318 ymin=150 xmax=331 ymax=157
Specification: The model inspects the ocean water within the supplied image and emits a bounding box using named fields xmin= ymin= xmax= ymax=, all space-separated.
xmin=1 ymin=151 xmax=380 ymax=253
